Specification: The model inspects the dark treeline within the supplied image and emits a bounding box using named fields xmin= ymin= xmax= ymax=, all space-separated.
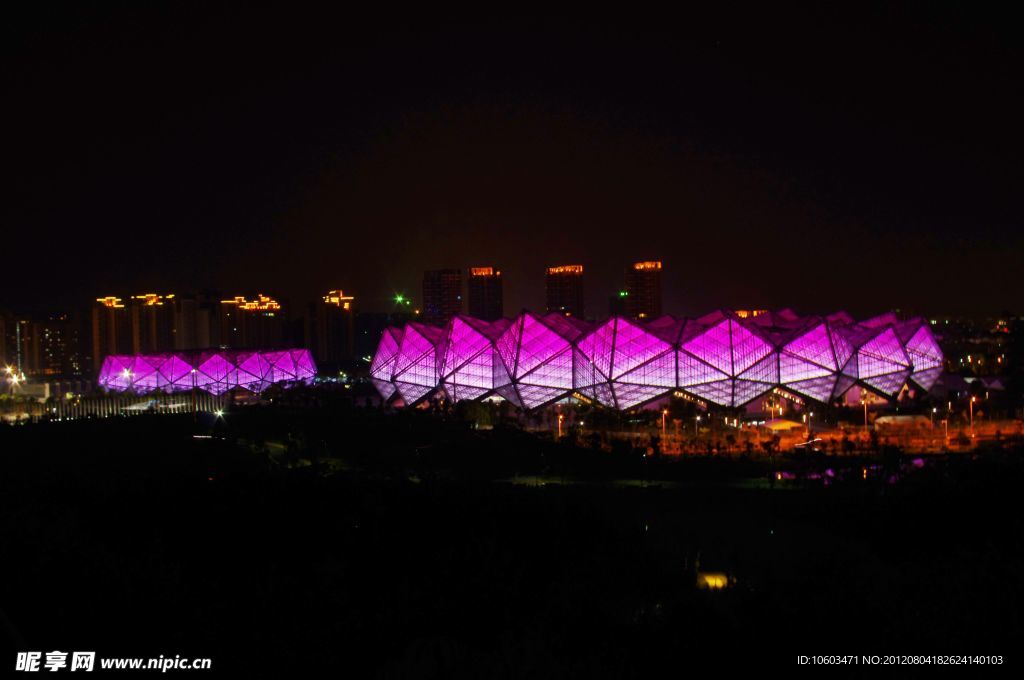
xmin=1 ymin=405 xmax=1022 ymax=676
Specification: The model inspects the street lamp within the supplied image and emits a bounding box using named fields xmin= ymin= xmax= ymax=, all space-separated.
xmin=969 ymin=396 xmax=976 ymax=437
xmin=661 ymin=409 xmax=668 ymax=438
xmin=695 ymin=414 xmax=701 ymax=437
xmin=931 ymin=407 xmax=936 ymax=427
xmin=557 ymin=413 xmax=564 ymax=439
xmin=861 ymin=398 xmax=868 ymax=431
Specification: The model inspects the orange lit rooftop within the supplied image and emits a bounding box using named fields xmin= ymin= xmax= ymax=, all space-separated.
xmin=547 ymin=264 xmax=584 ymax=275
xmin=633 ymin=261 xmax=662 ymax=271
xmin=470 ymin=267 xmax=501 ymax=277
xmin=323 ymin=290 xmax=354 ymax=308
xmin=131 ymin=293 xmax=174 ymax=305
xmin=221 ymin=294 xmax=281 ymax=311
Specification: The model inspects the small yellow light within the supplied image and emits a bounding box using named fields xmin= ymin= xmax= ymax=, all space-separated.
xmin=697 ymin=572 xmax=728 ymax=590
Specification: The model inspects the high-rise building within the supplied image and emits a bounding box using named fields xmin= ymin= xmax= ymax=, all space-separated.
xmin=219 ymin=294 xmax=286 ymax=349
xmin=545 ymin=265 xmax=584 ymax=318
xmin=13 ymin=320 xmax=38 ymax=376
xmin=0 ymin=314 xmax=81 ymax=378
xmin=307 ymin=290 xmax=355 ymax=367
xmin=172 ymin=292 xmax=217 ymax=350
xmin=130 ymin=293 xmax=176 ymax=354
xmin=0 ymin=312 xmax=9 ymax=369
xmin=467 ymin=267 xmax=503 ymax=321
xmin=624 ymin=261 xmax=662 ymax=319
xmin=92 ymin=296 xmax=132 ymax=372
xmin=422 ymin=269 xmax=462 ymax=326
xmin=34 ymin=315 xmax=81 ymax=377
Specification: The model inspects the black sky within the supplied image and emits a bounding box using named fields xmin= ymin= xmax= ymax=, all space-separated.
xmin=5 ymin=7 xmax=1023 ymax=319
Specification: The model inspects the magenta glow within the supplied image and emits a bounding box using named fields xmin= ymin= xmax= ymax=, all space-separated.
xmin=97 ymin=349 xmax=317 ymax=394
xmin=370 ymin=310 xmax=944 ymax=409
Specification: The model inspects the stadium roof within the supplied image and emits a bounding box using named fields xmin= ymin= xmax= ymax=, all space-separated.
xmin=98 ymin=349 xmax=316 ymax=395
xmin=370 ymin=310 xmax=944 ymax=410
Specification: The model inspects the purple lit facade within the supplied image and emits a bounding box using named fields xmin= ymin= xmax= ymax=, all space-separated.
xmin=369 ymin=327 xmax=403 ymax=401
xmin=98 ymin=349 xmax=317 ymax=394
xmin=390 ymin=322 xmax=447 ymax=405
xmin=370 ymin=309 xmax=944 ymax=409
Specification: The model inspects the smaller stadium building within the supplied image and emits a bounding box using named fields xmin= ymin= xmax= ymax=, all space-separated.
xmin=97 ymin=349 xmax=317 ymax=394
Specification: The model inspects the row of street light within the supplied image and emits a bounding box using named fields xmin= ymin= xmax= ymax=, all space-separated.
xmin=661 ymin=410 xmax=702 ymax=438
xmin=554 ymin=390 xmax=987 ymax=445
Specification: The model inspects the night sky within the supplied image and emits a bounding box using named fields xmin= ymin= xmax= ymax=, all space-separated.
xmin=5 ymin=7 xmax=1023 ymax=319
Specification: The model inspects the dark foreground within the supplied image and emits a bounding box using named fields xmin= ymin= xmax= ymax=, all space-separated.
xmin=1 ymin=409 xmax=1022 ymax=677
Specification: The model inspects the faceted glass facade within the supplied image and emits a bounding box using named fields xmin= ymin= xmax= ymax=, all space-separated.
xmin=369 ymin=327 xmax=404 ymax=400
xmin=499 ymin=312 xmax=587 ymax=409
xmin=98 ymin=349 xmax=317 ymax=394
xmin=371 ymin=309 xmax=944 ymax=409
xmin=441 ymin=316 xmax=511 ymax=402
xmin=391 ymin=322 xmax=447 ymax=405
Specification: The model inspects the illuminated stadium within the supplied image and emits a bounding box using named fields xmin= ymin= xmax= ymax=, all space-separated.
xmin=370 ymin=310 xmax=944 ymax=410
xmin=98 ymin=349 xmax=317 ymax=394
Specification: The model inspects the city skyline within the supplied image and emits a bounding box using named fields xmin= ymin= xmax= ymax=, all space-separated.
xmin=6 ymin=265 xmax=1018 ymax=321
xmin=5 ymin=10 xmax=1024 ymax=675
xmin=4 ymin=9 xmax=1023 ymax=320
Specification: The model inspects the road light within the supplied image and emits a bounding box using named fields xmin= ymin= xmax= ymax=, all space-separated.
xmin=661 ymin=409 xmax=668 ymax=438
xmin=931 ymin=407 xmax=936 ymax=427
xmin=970 ymin=396 xmax=976 ymax=437
xmin=695 ymin=414 xmax=701 ymax=437
xmin=557 ymin=413 xmax=564 ymax=439
xmin=861 ymin=398 xmax=868 ymax=431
